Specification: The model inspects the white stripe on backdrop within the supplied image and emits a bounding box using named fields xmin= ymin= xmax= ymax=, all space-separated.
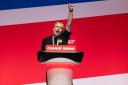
xmin=24 ymin=73 xmax=128 ymax=85
xmin=0 ymin=0 xmax=128 ymax=26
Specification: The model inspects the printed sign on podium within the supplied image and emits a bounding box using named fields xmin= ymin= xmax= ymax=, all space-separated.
xmin=46 ymin=45 xmax=76 ymax=52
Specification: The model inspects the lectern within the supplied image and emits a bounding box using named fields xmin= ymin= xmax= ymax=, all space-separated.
xmin=38 ymin=45 xmax=84 ymax=85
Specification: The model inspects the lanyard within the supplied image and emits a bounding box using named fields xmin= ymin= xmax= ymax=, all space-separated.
xmin=52 ymin=36 xmax=55 ymax=45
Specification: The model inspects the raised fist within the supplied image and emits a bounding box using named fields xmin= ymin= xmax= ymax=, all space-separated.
xmin=68 ymin=3 xmax=74 ymax=11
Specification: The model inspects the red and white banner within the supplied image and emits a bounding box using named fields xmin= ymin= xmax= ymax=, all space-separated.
xmin=46 ymin=45 xmax=76 ymax=52
xmin=0 ymin=0 xmax=128 ymax=85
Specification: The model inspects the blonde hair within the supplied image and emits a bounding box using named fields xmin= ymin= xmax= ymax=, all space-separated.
xmin=54 ymin=22 xmax=64 ymax=28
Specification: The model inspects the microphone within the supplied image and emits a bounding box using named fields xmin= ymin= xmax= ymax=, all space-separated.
xmin=57 ymin=39 xmax=63 ymax=45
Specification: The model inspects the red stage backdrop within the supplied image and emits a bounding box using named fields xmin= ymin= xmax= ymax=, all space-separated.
xmin=0 ymin=0 xmax=128 ymax=85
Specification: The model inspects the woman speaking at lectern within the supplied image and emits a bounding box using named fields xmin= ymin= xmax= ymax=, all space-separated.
xmin=41 ymin=3 xmax=74 ymax=51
